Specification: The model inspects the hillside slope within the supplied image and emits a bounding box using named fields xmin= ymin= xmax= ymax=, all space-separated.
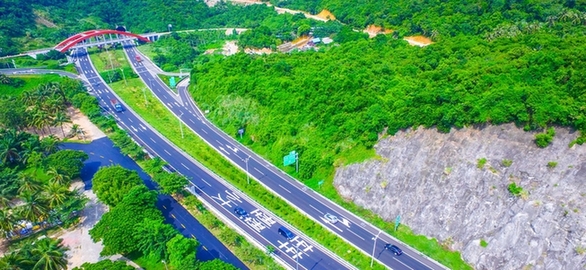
xmin=335 ymin=124 xmax=586 ymax=269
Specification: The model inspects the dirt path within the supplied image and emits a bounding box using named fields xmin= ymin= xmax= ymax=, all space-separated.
xmin=42 ymin=107 xmax=106 ymax=141
xmin=58 ymin=183 xmax=140 ymax=269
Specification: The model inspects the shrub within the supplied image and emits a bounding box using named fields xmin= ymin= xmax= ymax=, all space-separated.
xmin=480 ymin=239 xmax=488 ymax=248
xmin=535 ymin=127 xmax=555 ymax=148
xmin=501 ymin=159 xmax=513 ymax=167
xmin=477 ymin=158 xmax=487 ymax=169
xmin=508 ymin=182 xmax=524 ymax=196
xmin=547 ymin=161 xmax=557 ymax=168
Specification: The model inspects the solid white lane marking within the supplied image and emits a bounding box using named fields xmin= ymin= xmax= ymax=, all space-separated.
xmin=278 ymin=184 xmax=291 ymax=193
xmin=201 ymin=178 xmax=212 ymax=187
xmin=394 ymin=257 xmax=414 ymax=270
xmin=253 ymin=167 xmax=264 ymax=175
xmin=347 ymin=229 xmax=366 ymax=241
xmin=309 ymin=204 xmax=324 ymax=215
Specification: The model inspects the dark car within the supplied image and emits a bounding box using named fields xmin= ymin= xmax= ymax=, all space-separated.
xmin=385 ymin=244 xmax=403 ymax=256
xmin=234 ymin=206 xmax=248 ymax=218
xmin=278 ymin=226 xmax=295 ymax=240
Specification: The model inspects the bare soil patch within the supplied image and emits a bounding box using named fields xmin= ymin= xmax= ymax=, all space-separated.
xmin=404 ymin=35 xmax=433 ymax=47
xmin=363 ymin=25 xmax=393 ymax=38
xmin=222 ymin=41 xmax=239 ymax=56
xmin=41 ymin=107 xmax=106 ymax=141
xmin=316 ymin=10 xmax=336 ymax=21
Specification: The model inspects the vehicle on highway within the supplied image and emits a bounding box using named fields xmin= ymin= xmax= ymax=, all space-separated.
xmin=135 ymin=55 xmax=142 ymax=62
xmin=278 ymin=226 xmax=295 ymax=240
xmin=110 ymin=98 xmax=123 ymax=112
xmin=385 ymin=244 xmax=403 ymax=256
xmin=233 ymin=206 xmax=248 ymax=218
xmin=324 ymin=213 xmax=338 ymax=224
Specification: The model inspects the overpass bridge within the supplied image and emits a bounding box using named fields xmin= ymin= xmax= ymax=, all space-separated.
xmin=0 ymin=28 xmax=248 ymax=60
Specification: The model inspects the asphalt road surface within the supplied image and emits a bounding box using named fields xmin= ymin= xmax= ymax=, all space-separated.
xmin=62 ymin=138 xmax=247 ymax=268
xmin=124 ymin=43 xmax=446 ymax=270
xmin=73 ymin=47 xmax=351 ymax=270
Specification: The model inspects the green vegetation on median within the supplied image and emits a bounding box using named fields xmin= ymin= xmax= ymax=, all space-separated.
xmin=104 ymin=74 xmax=386 ymax=269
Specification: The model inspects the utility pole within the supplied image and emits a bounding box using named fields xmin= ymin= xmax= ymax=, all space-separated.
xmin=371 ymin=231 xmax=382 ymax=267
xmin=179 ymin=112 xmax=184 ymax=139
xmin=120 ymin=68 xmax=127 ymax=85
xmin=245 ymin=156 xmax=250 ymax=185
xmin=12 ymin=59 xmax=17 ymax=69
xmin=142 ymin=87 xmax=148 ymax=106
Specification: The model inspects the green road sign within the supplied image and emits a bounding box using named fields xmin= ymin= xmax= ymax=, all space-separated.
xmin=170 ymin=76 xmax=176 ymax=88
xmin=283 ymin=151 xmax=296 ymax=166
xmin=394 ymin=215 xmax=401 ymax=231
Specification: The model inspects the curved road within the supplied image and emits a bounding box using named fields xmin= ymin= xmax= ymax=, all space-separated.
xmin=125 ymin=44 xmax=447 ymax=270
xmin=74 ymin=48 xmax=352 ymax=270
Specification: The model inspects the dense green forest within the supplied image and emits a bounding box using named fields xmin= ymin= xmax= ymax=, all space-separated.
xmin=190 ymin=12 xmax=586 ymax=181
xmin=271 ymin=0 xmax=586 ymax=36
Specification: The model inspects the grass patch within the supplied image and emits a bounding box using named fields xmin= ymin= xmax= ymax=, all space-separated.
xmin=477 ymin=158 xmax=487 ymax=169
xmin=547 ymin=161 xmax=558 ymax=168
xmin=0 ymin=74 xmax=68 ymax=97
xmin=501 ymin=159 xmax=512 ymax=167
xmin=98 ymin=50 xmax=470 ymax=270
xmin=136 ymin=43 xmax=158 ymax=61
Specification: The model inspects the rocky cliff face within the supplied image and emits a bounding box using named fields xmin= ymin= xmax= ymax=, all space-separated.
xmin=334 ymin=124 xmax=586 ymax=269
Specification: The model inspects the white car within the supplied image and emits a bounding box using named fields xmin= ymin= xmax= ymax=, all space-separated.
xmin=324 ymin=213 xmax=338 ymax=224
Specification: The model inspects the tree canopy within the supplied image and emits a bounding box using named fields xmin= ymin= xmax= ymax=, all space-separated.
xmin=91 ymin=165 xmax=143 ymax=207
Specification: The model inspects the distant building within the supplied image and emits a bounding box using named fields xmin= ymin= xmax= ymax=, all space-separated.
xmin=322 ymin=37 xmax=333 ymax=44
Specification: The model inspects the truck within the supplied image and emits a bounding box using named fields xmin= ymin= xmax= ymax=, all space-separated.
xmin=110 ymin=99 xmax=123 ymax=113
xmin=135 ymin=55 xmax=141 ymax=62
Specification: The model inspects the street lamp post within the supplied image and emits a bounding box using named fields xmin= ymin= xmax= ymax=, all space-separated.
xmin=120 ymin=68 xmax=127 ymax=85
xmin=142 ymin=87 xmax=148 ymax=106
xmin=245 ymin=156 xmax=250 ymax=185
xmin=179 ymin=112 xmax=184 ymax=139
xmin=371 ymin=231 xmax=382 ymax=267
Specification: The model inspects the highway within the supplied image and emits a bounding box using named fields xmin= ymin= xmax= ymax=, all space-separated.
xmin=73 ymin=47 xmax=351 ymax=270
xmin=123 ymin=43 xmax=446 ymax=270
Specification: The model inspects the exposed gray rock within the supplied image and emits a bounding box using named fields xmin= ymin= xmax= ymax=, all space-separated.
xmin=334 ymin=124 xmax=586 ymax=269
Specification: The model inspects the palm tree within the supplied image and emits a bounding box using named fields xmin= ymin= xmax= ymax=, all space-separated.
xmin=16 ymin=192 xmax=49 ymax=223
xmin=21 ymin=90 xmax=36 ymax=108
xmin=40 ymin=135 xmax=60 ymax=156
xmin=46 ymin=167 xmax=70 ymax=186
xmin=17 ymin=173 xmax=43 ymax=194
xmin=52 ymin=112 xmax=70 ymax=138
xmin=0 ymin=74 xmax=11 ymax=84
xmin=69 ymin=124 xmax=86 ymax=141
xmin=43 ymin=183 xmax=70 ymax=209
xmin=20 ymin=137 xmax=41 ymax=165
xmin=30 ymin=238 xmax=68 ymax=270
xmin=0 ymin=207 xmax=15 ymax=239
xmin=0 ymin=137 xmax=21 ymax=165
xmin=0 ymin=252 xmax=26 ymax=270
